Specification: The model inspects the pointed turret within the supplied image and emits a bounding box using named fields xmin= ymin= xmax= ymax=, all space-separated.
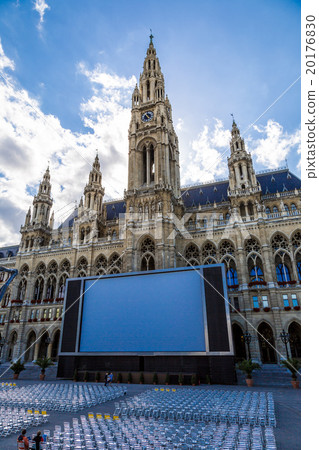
xmin=83 ymin=153 xmax=105 ymax=213
xmin=227 ymin=119 xmax=261 ymax=210
xmin=31 ymin=167 xmax=53 ymax=225
xmin=20 ymin=166 xmax=54 ymax=250
xmin=138 ymin=33 xmax=165 ymax=104
xmin=24 ymin=207 xmax=31 ymax=226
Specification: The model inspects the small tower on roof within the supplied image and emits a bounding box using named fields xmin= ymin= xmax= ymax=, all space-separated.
xmin=20 ymin=166 xmax=54 ymax=250
xmin=83 ymin=152 xmax=105 ymax=213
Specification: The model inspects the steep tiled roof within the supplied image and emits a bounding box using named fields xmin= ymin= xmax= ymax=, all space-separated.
xmin=0 ymin=245 xmax=19 ymax=259
xmin=180 ymin=169 xmax=300 ymax=208
xmin=105 ymin=201 xmax=126 ymax=220
xmin=56 ymin=169 xmax=301 ymax=228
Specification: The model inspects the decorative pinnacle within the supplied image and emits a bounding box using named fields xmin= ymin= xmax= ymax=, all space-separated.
xmin=149 ymin=29 xmax=154 ymax=45
xmin=230 ymin=113 xmax=236 ymax=125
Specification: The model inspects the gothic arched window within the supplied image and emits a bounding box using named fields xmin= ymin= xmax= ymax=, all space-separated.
xmin=202 ymin=242 xmax=217 ymax=265
xmin=245 ymin=238 xmax=261 ymax=255
xmin=222 ymin=256 xmax=238 ymax=287
xmin=185 ymin=243 xmax=200 ymax=266
xmin=271 ymin=234 xmax=289 ymax=252
xmin=108 ymin=253 xmax=122 ymax=274
xmin=296 ymin=250 xmax=301 ymax=282
xmin=95 ymin=255 xmax=107 ymax=275
xmin=46 ymin=275 xmax=56 ymax=299
xmin=17 ymin=278 xmax=27 ymax=301
xmin=34 ymin=277 xmax=44 ymax=300
xmin=58 ymin=274 xmax=68 ymax=298
xmin=273 ymin=206 xmax=278 ymax=213
xmin=219 ymin=240 xmax=235 ymax=256
xmin=276 ymin=263 xmax=291 ymax=282
xmin=291 ymin=231 xmax=301 ymax=249
xmin=140 ymin=237 xmax=155 ymax=271
xmin=48 ymin=261 xmax=58 ymax=275
xmin=76 ymin=257 xmax=88 ymax=277
xmin=248 ymin=255 xmax=264 ymax=282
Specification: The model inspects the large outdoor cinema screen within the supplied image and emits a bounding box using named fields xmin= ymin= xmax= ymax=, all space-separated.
xmin=67 ymin=265 xmax=233 ymax=355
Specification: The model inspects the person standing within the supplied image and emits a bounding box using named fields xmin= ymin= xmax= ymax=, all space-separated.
xmin=104 ymin=372 xmax=109 ymax=386
xmin=33 ymin=430 xmax=44 ymax=450
xmin=17 ymin=429 xmax=29 ymax=450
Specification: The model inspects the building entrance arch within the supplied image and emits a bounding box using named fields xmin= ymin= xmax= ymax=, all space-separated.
xmin=258 ymin=322 xmax=277 ymax=363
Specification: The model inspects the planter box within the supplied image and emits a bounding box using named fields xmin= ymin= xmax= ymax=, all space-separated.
xmin=278 ymin=280 xmax=297 ymax=286
xmin=36 ymin=300 xmax=42 ymax=304
xmin=263 ymin=307 xmax=270 ymax=312
xmin=248 ymin=281 xmax=267 ymax=287
xmin=33 ymin=318 xmax=38 ymax=322
xmin=284 ymin=306 xmax=291 ymax=311
xmin=31 ymin=300 xmax=36 ymax=304
xmin=253 ymin=308 xmax=260 ymax=312
xmin=294 ymin=306 xmax=301 ymax=311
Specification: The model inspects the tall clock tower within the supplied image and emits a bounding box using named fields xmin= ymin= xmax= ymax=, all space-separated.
xmin=124 ymin=35 xmax=183 ymax=272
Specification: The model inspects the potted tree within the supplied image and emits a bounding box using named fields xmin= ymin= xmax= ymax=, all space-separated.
xmin=191 ymin=373 xmax=198 ymax=386
xmin=10 ymin=359 xmax=26 ymax=380
xmin=95 ymin=372 xmax=101 ymax=383
xmin=116 ymin=373 xmax=122 ymax=383
xmin=237 ymin=359 xmax=261 ymax=387
xmin=281 ymin=358 xmax=301 ymax=389
xmin=73 ymin=368 xmax=79 ymax=382
xmin=178 ymin=373 xmax=184 ymax=386
xmin=152 ymin=373 xmax=158 ymax=385
xmin=83 ymin=371 xmax=89 ymax=382
xmin=205 ymin=374 xmax=211 ymax=385
xmin=34 ymin=356 xmax=54 ymax=380
xmin=127 ymin=372 xmax=132 ymax=384
xmin=165 ymin=373 xmax=170 ymax=385
xmin=139 ymin=372 xmax=144 ymax=384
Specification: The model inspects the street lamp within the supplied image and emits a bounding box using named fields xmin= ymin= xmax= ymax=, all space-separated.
xmin=243 ymin=331 xmax=252 ymax=359
xmin=280 ymin=329 xmax=290 ymax=359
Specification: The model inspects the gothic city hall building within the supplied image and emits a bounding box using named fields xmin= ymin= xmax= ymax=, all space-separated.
xmin=0 ymin=38 xmax=301 ymax=367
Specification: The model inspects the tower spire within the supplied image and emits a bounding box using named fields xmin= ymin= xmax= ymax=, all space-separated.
xmin=149 ymin=29 xmax=154 ymax=45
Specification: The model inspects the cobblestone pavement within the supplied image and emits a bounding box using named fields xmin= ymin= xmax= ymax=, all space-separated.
xmin=0 ymin=380 xmax=300 ymax=450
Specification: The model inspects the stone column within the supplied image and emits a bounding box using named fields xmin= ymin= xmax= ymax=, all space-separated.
xmin=33 ymin=341 xmax=40 ymax=360
xmin=146 ymin=148 xmax=150 ymax=186
xmin=47 ymin=342 xmax=53 ymax=359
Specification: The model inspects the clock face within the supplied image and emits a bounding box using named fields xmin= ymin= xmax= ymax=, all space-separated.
xmin=141 ymin=111 xmax=154 ymax=122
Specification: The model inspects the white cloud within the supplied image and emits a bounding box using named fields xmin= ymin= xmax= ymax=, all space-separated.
xmin=0 ymin=45 xmax=136 ymax=246
xmin=33 ymin=0 xmax=50 ymax=31
xmin=0 ymin=39 xmax=15 ymax=72
xmin=251 ymin=120 xmax=301 ymax=168
xmin=181 ymin=119 xmax=230 ymax=185
xmin=176 ymin=118 xmax=184 ymax=132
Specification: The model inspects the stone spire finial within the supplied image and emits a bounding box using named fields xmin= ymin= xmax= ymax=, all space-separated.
xmin=149 ymin=29 xmax=154 ymax=45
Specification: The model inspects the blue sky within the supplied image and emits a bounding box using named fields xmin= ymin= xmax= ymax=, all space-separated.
xmin=0 ymin=0 xmax=301 ymax=245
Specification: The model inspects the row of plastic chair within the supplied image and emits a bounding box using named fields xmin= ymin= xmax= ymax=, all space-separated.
xmin=0 ymin=383 xmax=127 ymax=412
xmin=0 ymin=406 xmax=49 ymax=438
xmin=113 ymin=388 xmax=276 ymax=427
xmin=42 ymin=415 xmax=277 ymax=449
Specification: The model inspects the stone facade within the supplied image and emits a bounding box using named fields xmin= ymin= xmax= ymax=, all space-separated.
xmin=0 ymin=38 xmax=301 ymax=365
